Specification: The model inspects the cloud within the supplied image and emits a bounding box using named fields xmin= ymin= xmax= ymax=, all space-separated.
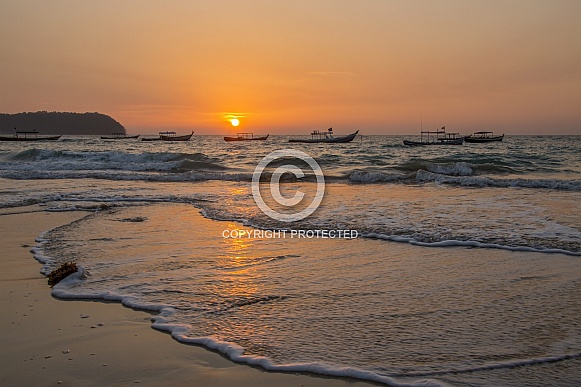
xmin=222 ymin=112 xmax=249 ymax=120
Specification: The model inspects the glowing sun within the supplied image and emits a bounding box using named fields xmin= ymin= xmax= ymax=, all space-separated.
xmin=230 ymin=118 xmax=240 ymax=127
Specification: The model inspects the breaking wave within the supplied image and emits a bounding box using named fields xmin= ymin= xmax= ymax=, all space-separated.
xmin=0 ymin=149 xmax=228 ymax=173
xmin=416 ymin=170 xmax=581 ymax=191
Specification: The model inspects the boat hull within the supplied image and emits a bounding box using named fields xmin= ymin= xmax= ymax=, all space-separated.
xmin=403 ymin=138 xmax=464 ymax=146
xmin=464 ymin=135 xmax=504 ymax=143
xmin=289 ymin=131 xmax=359 ymax=143
xmin=224 ymin=134 xmax=269 ymax=142
xmin=0 ymin=135 xmax=61 ymax=141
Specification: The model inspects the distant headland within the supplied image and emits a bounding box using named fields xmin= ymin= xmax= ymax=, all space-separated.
xmin=0 ymin=111 xmax=125 ymax=135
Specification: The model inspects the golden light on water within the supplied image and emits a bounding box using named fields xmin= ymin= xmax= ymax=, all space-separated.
xmin=217 ymin=223 xmax=260 ymax=302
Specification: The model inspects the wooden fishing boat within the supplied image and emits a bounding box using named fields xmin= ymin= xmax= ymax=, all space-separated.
xmin=160 ymin=131 xmax=194 ymax=141
xmin=141 ymin=131 xmax=193 ymax=141
xmin=403 ymin=127 xmax=464 ymax=146
xmin=289 ymin=128 xmax=359 ymax=143
xmin=464 ymin=131 xmax=504 ymax=143
xmin=0 ymin=130 xmax=61 ymax=141
xmin=101 ymin=133 xmax=140 ymax=140
xmin=224 ymin=133 xmax=269 ymax=142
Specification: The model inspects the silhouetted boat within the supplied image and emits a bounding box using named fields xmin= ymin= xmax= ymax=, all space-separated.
xmin=403 ymin=127 xmax=464 ymax=146
xmin=289 ymin=128 xmax=359 ymax=143
xmin=142 ymin=131 xmax=194 ymax=141
xmin=0 ymin=130 xmax=61 ymax=141
xmin=464 ymin=131 xmax=504 ymax=143
xmin=101 ymin=133 xmax=140 ymax=140
xmin=224 ymin=133 xmax=269 ymax=142
xmin=161 ymin=131 xmax=194 ymax=141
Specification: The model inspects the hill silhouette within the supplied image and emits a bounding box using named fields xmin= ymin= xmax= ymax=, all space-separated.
xmin=0 ymin=111 xmax=125 ymax=135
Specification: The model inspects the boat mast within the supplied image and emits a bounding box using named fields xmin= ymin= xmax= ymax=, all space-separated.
xmin=420 ymin=113 xmax=423 ymax=142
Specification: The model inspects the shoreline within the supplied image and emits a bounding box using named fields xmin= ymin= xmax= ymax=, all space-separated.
xmin=0 ymin=208 xmax=378 ymax=387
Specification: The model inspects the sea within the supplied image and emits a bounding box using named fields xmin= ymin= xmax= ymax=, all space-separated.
xmin=1 ymin=134 xmax=580 ymax=386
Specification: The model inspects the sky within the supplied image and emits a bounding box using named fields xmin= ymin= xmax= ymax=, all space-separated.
xmin=0 ymin=0 xmax=579 ymax=135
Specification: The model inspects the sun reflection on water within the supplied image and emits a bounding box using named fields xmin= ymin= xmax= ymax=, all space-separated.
xmin=216 ymin=223 xmax=262 ymax=298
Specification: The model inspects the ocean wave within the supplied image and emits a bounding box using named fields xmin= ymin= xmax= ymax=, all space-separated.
xmin=4 ymin=167 xmax=579 ymax=192
xmin=174 ymin=160 xmax=228 ymax=172
xmin=348 ymin=159 xmax=521 ymax=183
xmin=0 ymin=169 xmax=252 ymax=182
xmin=348 ymin=168 xmax=581 ymax=191
xmin=416 ymin=170 xmax=581 ymax=191
xmin=395 ymin=157 xmax=522 ymax=176
xmin=2 ymin=144 xmax=580 ymax=191
xmin=398 ymin=160 xmax=475 ymax=176
xmin=0 ymin=149 xmax=228 ymax=173
xmin=349 ymin=170 xmax=412 ymax=183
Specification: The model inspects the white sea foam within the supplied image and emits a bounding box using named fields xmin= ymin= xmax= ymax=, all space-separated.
xmin=31 ymin=235 xmax=54 ymax=274
xmin=149 ymin=316 xmax=444 ymax=387
xmin=362 ymin=232 xmax=581 ymax=256
xmin=416 ymin=170 xmax=581 ymax=190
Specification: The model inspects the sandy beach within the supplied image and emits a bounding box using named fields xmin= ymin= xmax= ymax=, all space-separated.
xmin=0 ymin=208 xmax=376 ymax=387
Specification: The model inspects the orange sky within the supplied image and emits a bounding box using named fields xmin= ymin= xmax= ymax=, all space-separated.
xmin=1 ymin=0 xmax=580 ymax=134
